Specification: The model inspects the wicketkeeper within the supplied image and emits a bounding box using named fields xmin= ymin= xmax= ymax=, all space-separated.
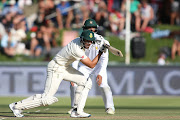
xmin=9 ymin=30 xmax=107 ymax=118
xmin=68 ymin=19 xmax=115 ymax=115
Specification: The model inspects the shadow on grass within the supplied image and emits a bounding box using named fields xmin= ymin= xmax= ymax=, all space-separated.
xmin=1 ymin=105 xmax=180 ymax=110
xmin=0 ymin=111 xmax=68 ymax=117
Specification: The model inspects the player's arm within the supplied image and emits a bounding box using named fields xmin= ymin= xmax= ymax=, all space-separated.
xmin=96 ymin=39 xmax=109 ymax=85
xmin=95 ymin=51 xmax=108 ymax=86
xmin=80 ymin=51 xmax=103 ymax=68
xmin=56 ymin=8 xmax=63 ymax=29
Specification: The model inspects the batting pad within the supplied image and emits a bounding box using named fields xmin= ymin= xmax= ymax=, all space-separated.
xmin=74 ymin=85 xmax=83 ymax=108
xmin=15 ymin=94 xmax=58 ymax=110
xmin=77 ymin=87 xmax=90 ymax=113
xmin=77 ymin=79 xmax=92 ymax=113
xmin=41 ymin=96 xmax=58 ymax=106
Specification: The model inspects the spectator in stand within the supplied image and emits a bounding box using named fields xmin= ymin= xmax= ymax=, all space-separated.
xmin=120 ymin=0 xmax=141 ymax=32
xmin=1 ymin=0 xmax=26 ymax=30
xmin=87 ymin=0 xmax=98 ymax=16
xmin=0 ymin=0 xmax=9 ymax=15
xmin=72 ymin=0 xmax=90 ymax=28
xmin=11 ymin=14 xmax=27 ymax=41
xmin=107 ymin=0 xmax=114 ymax=12
xmin=33 ymin=0 xmax=56 ymax=56
xmin=84 ymin=0 xmax=108 ymax=35
xmin=94 ymin=0 xmax=109 ymax=34
xmin=120 ymin=0 xmax=126 ymax=17
xmin=0 ymin=21 xmax=6 ymax=39
xmin=171 ymin=35 xmax=180 ymax=60
xmin=56 ymin=0 xmax=73 ymax=29
xmin=80 ymin=0 xmax=90 ymax=23
xmin=30 ymin=27 xmax=53 ymax=57
xmin=33 ymin=0 xmax=48 ymax=28
xmin=17 ymin=0 xmax=32 ymax=10
xmin=150 ymin=0 xmax=163 ymax=24
xmin=12 ymin=13 xmax=27 ymax=31
xmin=43 ymin=0 xmax=58 ymax=27
xmin=109 ymin=8 xmax=125 ymax=35
xmin=111 ymin=0 xmax=123 ymax=11
xmin=170 ymin=0 xmax=180 ymax=25
xmin=149 ymin=0 xmax=161 ymax=25
xmin=40 ymin=0 xmax=57 ymax=48
xmin=157 ymin=53 xmax=166 ymax=65
xmin=1 ymin=13 xmax=13 ymax=29
xmin=30 ymin=30 xmax=45 ymax=57
xmin=137 ymin=0 xmax=154 ymax=32
xmin=10 ymin=13 xmax=30 ymax=55
xmin=0 ymin=29 xmax=16 ymax=57
xmin=1 ymin=0 xmax=23 ymax=17
xmin=130 ymin=0 xmax=141 ymax=32
xmin=40 ymin=22 xmax=55 ymax=49
xmin=162 ymin=1 xmax=170 ymax=24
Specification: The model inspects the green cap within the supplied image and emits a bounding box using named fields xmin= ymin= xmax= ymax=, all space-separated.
xmin=80 ymin=30 xmax=95 ymax=41
xmin=83 ymin=19 xmax=98 ymax=28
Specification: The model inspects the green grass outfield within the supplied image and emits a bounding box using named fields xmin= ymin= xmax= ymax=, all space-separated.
xmin=1 ymin=96 xmax=180 ymax=120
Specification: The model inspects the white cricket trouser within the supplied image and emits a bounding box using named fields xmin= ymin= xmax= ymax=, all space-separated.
xmin=14 ymin=60 xmax=88 ymax=110
xmin=70 ymin=64 xmax=114 ymax=109
xmin=44 ymin=60 xmax=87 ymax=96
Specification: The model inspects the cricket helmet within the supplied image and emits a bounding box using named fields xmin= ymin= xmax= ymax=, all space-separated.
xmin=83 ymin=19 xmax=98 ymax=29
xmin=80 ymin=30 xmax=95 ymax=41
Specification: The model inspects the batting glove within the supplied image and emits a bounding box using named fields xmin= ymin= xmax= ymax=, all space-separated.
xmin=99 ymin=40 xmax=109 ymax=53
xmin=99 ymin=44 xmax=107 ymax=53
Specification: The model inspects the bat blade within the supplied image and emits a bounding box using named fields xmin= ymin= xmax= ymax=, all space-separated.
xmin=104 ymin=44 xmax=123 ymax=57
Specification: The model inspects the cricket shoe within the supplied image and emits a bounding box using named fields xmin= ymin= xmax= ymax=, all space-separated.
xmin=9 ymin=103 xmax=24 ymax=117
xmin=106 ymin=108 xmax=115 ymax=115
xmin=67 ymin=108 xmax=73 ymax=114
xmin=70 ymin=109 xmax=91 ymax=118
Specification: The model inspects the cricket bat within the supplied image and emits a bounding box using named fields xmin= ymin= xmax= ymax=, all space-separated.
xmin=104 ymin=44 xmax=123 ymax=57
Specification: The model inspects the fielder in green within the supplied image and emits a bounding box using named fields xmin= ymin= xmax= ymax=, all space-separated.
xmin=9 ymin=30 xmax=107 ymax=118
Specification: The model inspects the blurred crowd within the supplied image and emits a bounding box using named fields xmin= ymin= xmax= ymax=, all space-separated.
xmin=0 ymin=0 xmax=179 ymax=60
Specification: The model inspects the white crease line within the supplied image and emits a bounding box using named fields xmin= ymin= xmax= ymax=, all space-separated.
xmin=44 ymin=108 xmax=50 ymax=111
xmin=35 ymin=110 xmax=41 ymax=112
xmin=23 ymin=109 xmax=47 ymax=115
xmin=0 ymin=118 xmax=6 ymax=120
xmin=23 ymin=111 xmax=30 ymax=115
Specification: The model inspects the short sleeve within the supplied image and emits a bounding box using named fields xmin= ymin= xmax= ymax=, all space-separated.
xmin=72 ymin=46 xmax=87 ymax=61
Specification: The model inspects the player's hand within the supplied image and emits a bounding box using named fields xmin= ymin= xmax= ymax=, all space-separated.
xmin=96 ymin=75 xmax=102 ymax=86
xmin=99 ymin=44 xmax=107 ymax=53
xmin=99 ymin=40 xmax=109 ymax=53
xmin=70 ymin=82 xmax=75 ymax=87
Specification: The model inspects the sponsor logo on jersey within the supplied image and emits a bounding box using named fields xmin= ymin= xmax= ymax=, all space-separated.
xmin=82 ymin=56 xmax=84 ymax=58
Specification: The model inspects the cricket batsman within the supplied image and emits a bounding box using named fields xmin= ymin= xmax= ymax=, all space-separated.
xmin=9 ymin=30 xmax=107 ymax=118
xmin=68 ymin=19 xmax=115 ymax=115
